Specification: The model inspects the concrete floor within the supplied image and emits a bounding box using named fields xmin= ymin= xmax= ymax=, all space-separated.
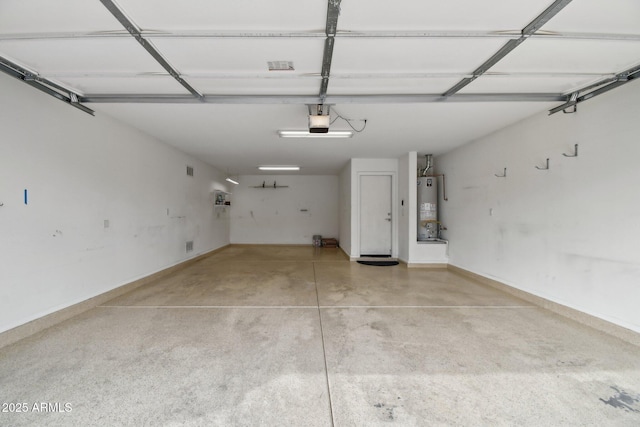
xmin=1 ymin=245 xmax=639 ymax=426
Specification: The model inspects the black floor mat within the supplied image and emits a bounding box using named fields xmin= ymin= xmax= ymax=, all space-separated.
xmin=357 ymin=260 xmax=400 ymax=267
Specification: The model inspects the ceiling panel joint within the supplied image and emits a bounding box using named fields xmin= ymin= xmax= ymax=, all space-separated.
xmin=4 ymin=30 xmax=640 ymax=42
xmin=79 ymin=93 xmax=564 ymax=104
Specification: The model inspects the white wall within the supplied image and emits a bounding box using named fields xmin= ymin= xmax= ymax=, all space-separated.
xmin=397 ymin=153 xmax=411 ymax=262
xmin=230 ymin=175 xmax=339 ymax=244
xmin=438 ymin=80 xmax=640 ymax=333
xmin=339 ymin=162 xmax=353 ymax=255
xmin=0 ymin=73 xmax=230 ymax=334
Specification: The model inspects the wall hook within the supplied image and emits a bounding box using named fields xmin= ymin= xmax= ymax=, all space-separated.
xmin=563 ymin=144 xmax=579 ymax=157
xmin=535 ymin=158 xmax=550 ymax=170
xmin=494 ymin=168 xmax=507 ymax=178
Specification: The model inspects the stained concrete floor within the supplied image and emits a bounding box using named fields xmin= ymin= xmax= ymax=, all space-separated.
xmin=1 ymin=245 xmax=639 ymax=426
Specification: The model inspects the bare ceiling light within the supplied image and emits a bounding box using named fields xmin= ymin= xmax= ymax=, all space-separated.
xmin=225 ymin=177 xmax=239 ymax=185
xmin=258 ymin=166 xmax=300 ymax=171
xmin=267 ymin=61 xmax=294 ymax=71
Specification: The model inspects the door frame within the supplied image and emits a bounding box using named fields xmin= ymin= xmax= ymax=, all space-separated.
xmin=356 ymin=171 xmax=398 ymax=258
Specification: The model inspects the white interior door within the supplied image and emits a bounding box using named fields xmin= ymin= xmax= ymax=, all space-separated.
xmin=360 ymin=175 xmax=392 ymax=256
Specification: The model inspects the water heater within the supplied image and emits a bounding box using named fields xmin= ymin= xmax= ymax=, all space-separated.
xmin=417 ymin=154 xmax=442 ymax=240
xmin=417 ymin=177 xmax=438 ymax=241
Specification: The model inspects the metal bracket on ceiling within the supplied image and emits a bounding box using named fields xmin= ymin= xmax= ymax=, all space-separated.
xmin=319 ymin=0 xmax=342 ymax=102
xmin=0 ymin=56 xmax=94 ymax=115
xmin=99 ymin=0 xmax=204 ymax=102
xmin=326 ymin=0 xmax=342 ymax=35
xmin=562 ymin=92 xmax=578 ymax=114
xmin=441 ymin=0 xmax=573 ymax=97
xmin=308 ymin=104 xmax=330 ymax=116
xmin=549 ymin=63 xmax=640 ymax=115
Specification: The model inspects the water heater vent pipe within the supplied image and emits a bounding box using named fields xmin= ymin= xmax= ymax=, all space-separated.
xmin=421 ymin=154 xmax=433 ymax=177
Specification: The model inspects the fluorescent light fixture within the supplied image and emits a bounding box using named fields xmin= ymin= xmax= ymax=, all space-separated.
xmin=225 ymin=177 xmax=239 ymax=185
xmin=278 ymin=130 xmax=353 ymax=138
xmin=258 ymin=166 xmax=300 ymax=171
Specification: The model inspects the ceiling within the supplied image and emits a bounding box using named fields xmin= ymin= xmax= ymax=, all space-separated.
xmin=1 ymin=0 xmax=639 ymax=175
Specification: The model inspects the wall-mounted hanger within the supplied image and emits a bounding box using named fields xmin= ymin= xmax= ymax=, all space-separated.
xmin=563 ymin=144 xmax=579 ymax=158
xmin=252 ymin=181 xmax=289 ymax=189
xmin=535 ymin=158 xmax=550 ymax=170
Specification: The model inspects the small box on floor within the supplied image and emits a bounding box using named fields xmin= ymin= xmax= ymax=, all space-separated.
xmin=321 ymin=238 xmax=338 ymax=248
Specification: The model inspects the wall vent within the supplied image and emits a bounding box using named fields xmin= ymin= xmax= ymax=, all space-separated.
xmin=186 ymin=241 xmax=194 ymax=252
xmin=268 ymin=61 xmax=294 ymax=71
xmin=186 ymin=165 xmax=194 ymax=177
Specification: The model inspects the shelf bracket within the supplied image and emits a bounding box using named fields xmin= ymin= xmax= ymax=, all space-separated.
xmin=495 ymin=168 xmax=507 ymax=178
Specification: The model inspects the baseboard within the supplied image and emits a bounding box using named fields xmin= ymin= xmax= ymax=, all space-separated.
xmin=338 ymin=247 xmax=357 ymax=261
xmin=230 ymin=243 xmax=311 ymax=247
xmin=396 ymin=259 xmax=448 ymax=269
xmin=406 ymin=262 xmax=448 ymax=269
xmin=0 ymin=245 xmax=229 ymax=350
xmin=448 ymin=264 xmax=640 ymax=347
